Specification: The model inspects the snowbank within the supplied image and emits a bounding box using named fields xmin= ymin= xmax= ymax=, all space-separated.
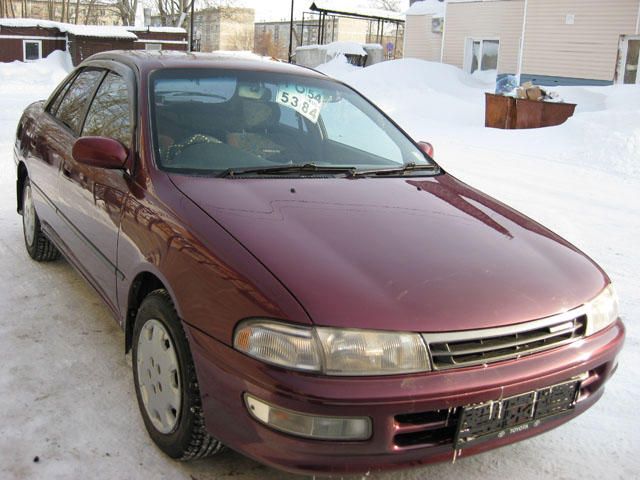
xmin=0 ymin=50 xmax=72 ymax=103
xmin=315 ymin=54 xmax=360 ymax=77
xmin=0 ymin=50 xmax=72 ymax=149
xmin=472 ymin=68 xmax=498 ymax=84
xmin=317 ymin=57 xmax=640 ymax=178
xmin=318 ymin=57 xmax=494 ymax=127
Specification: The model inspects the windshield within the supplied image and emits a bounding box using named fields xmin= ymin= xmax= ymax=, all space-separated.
xmin=150 ymin=68 xmax=434 ymax=175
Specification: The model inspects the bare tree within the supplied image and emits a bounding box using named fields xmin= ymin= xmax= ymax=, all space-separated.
xmin=255 ymin=31 xmax=283 ymax=58
xmin=0 ymin=0 xmax=17 ymax=17
xmin=369 ymin=0 xmax=401 ymax=12
xmin=155 ymin=0 xmax=237 ymax=27
xmin=114 ymin=0 xmax=138 ymax=25
xmin=83 ymin=0 xmax=99 ymax=23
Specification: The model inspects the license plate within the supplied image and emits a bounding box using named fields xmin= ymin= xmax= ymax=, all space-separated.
xmin=455 ymin=376 xmax=583 ymax=448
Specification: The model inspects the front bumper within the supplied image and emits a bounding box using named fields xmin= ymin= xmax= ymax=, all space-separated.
xmin=186 ymin=319 xmax=624 ymax=476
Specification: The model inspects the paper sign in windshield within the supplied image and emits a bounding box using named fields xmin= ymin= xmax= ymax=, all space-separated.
xmin=276 ymin=84 xmax=324 ymax=123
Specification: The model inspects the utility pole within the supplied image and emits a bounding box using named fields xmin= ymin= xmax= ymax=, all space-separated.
xmin=190 ymin=0 xmax=196 ymax=51
xmin=288 ymin=0 xmax=294 ymax=62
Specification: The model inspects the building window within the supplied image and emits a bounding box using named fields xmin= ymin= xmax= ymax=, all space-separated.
xmin=145 ymin=43 xmax=162 ymax=51
xmin=465 ymin=39 xmax=499 ymax=74
xmin=23 ymin=40 xmax=42 ymax=62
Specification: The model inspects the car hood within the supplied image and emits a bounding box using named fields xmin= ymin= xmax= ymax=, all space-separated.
xmin=169 ymin=173 xmax=607 ymax=332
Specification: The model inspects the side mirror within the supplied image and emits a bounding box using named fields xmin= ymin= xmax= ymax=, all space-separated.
xmin=418 ymin=141 xmax=434 ymax=158
xmin=72 ymin=136 xmax=128 ymax=169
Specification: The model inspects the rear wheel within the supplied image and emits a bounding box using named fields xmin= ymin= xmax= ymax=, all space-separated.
xmin=22 ymin=178 xmax=60 ymax=262
xmin=132 ymin=289 xmax=225 ymax=460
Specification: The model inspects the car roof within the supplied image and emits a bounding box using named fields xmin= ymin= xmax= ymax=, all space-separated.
xmin=84 ymin=50 xmax=328 ymax=80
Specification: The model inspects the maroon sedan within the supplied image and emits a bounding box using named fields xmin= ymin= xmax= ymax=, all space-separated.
xmin=14 ymin=51 xmax=623 ymax=475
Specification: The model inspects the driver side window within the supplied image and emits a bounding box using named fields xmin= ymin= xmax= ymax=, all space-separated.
xmin=82 ymin=72 xmax=132 ymax=148
xmin=54 ymin=69 xmax=103 ymax=134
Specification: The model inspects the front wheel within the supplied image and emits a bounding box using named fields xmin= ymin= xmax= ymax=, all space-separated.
xmin=22 ymin=178 xmax=60 ymax=262
xmin=132 ymin=289 xmax=224 ymax=460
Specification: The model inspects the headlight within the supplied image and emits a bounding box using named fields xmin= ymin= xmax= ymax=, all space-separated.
xmin=233 ymin=320 xmax=322 ymax=372
xmin=585 ymin=284 xmax=619 ymax=336
xmin=234 ymin=320 xmax=431 ymax=375
xmin=315 ymin=327 xmax=431 ymax=375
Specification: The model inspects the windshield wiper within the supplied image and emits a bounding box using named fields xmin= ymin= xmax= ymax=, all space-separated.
xmin=349 ymin=162 xmax=440 ymax=178
xmin=219 ymin=163 xmax=357 ymax=178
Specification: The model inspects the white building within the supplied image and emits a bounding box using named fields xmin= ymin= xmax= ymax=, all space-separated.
xmin=403 ymin=0 xmax=640 ymax=86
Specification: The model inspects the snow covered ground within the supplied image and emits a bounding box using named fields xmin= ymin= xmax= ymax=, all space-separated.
xmin=1 ymin=52 xmax=638 ymax=479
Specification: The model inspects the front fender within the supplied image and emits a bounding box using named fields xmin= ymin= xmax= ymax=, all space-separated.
xmin=116 ymin=174 xmax=311 ymax=349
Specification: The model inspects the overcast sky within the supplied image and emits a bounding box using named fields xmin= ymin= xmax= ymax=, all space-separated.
xmin=237 ymin=0 xmax=412 ymax=22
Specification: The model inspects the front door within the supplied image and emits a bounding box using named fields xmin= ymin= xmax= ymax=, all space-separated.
xmin=620 ymin=36 xmax=640 ymax=84
xmin=56 ymin=68 xmax=134 ymax=314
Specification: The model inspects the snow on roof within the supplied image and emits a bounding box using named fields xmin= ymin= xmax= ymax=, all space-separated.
xmin=126 ymin=26 xmax=187 ymax=34
xmin=64 ymin=24 xmax=138 ymax=39
xmin=405 ymin=0 xmax=446 ymax=18
xmin=0 ymin=18 xmax=136 ymax=39
xmin=310 ymin=2 xmax=405 ymax=22
xmin=324 ymin=41 xmax=367 ymax=56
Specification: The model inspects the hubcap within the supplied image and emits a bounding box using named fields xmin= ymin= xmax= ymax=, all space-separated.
xmin=23 ymin=184 xmax=36 ymax=247
xmin=136 ymin=319 xmax=182 ymax=434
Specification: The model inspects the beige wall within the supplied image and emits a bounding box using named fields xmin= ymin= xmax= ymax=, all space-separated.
xmin=404 ymin=14 xmax=443 ymax=62
xmin=443 ymin=0 xmax=525 ymax=74
xmin=219 ymin=12 xmax=255 ymax=51
xmin=335 ymin=17 xmax=369 ymax=43
xmin=194 ymin=7 xmax=254 ymax=52
xmin=523 ymin=0 xmax=640 ymax=81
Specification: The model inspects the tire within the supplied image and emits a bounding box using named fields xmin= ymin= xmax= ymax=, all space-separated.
xmin=132 ymin=289 xmax=225 ymax=461
xmin=22 ymin=178 xmax=60 ymax=262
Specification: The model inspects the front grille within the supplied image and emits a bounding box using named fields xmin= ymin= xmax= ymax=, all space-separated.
xmin=423 ymin=309 xmax=587 ymax=370
xmin=393 ymin=408 xmax=459 ymax=448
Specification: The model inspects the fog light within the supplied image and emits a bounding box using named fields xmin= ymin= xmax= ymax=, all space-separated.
xmin=244 ymin=394 xmax=371 ymax=441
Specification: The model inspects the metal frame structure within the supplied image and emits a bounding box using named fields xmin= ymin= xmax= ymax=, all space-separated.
xmin=297 ymin=2 xmax=405 ymax=59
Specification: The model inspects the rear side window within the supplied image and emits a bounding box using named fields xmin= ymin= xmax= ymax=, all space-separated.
xmin=55 ymin=69 xmax=103 ymax=134
xmin=82 ymin=72 xmax=132 ymax=148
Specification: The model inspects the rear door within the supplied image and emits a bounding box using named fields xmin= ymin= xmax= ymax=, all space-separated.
xmin=55 ymin=64 xmax=135 ymax=314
